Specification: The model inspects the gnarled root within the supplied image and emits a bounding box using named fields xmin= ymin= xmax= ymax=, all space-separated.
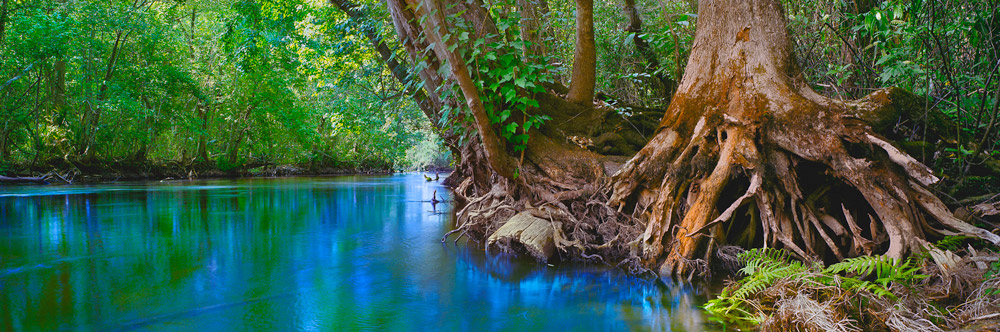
xmin=609 ymin=89 xmax=1000 ymax=278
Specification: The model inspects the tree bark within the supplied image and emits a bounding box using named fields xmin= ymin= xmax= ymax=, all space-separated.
xmin=396 ymin=0 xmax=517 ymax=180
xmin=622 ymin=0 xmax=675 ymax=97
xmin=386 ymin=0 xmax=447 ymax=113
xmin=517 ymin=0 xmax=551 ymax=58
xmin=332 ymin=0 xmax=442 ymax=125
xmin=0 ymin=0 xmax=9 ymax=45
xmin=566 ymin=0 xmax=596 ymax=105
xmin=608 ymin=0 xmax=999 ymax=277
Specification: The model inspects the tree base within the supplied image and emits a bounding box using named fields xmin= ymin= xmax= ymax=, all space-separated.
xmin=445 ymin=86 xmax=1000 ymax=279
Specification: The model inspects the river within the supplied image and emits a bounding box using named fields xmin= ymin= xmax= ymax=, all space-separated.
xmin=0 ymin=174 xmax=715 ymax=331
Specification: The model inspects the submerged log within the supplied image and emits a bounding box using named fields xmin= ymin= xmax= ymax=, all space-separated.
xmin=488 ymin=211 xmax=556 ymax=262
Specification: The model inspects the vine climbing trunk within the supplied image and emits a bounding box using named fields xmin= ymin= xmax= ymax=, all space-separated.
xmin=608 ymin=0 xmax=1000 ymax=277
xmin=389 ymin=0 xmax=999 ymax=281
xmin=399 ymin=0 xmax=517 ymax=180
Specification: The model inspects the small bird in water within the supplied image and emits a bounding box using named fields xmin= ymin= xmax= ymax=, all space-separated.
xmin=434 ymin=172 xmax=439 ymax=181
xmin=423 ymin=174 xmax=434 ymax=181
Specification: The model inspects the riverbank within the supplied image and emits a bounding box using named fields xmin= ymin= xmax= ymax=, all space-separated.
xmin=0 ymin=161 xmax=453 ymax=185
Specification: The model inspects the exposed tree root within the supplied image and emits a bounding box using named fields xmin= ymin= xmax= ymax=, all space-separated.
xmin=442 ymin=0 xmax=999 ymax=283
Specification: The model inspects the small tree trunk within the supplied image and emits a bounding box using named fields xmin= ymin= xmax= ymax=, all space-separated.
xmin=0 ymin=0 xmax=9 ymax=45
xmin=196 ymin=102 xmax=210 ymax=163
xmin=226 ymin=101 xmax=257 ymax=166
xmin=517 ymin=0 xmax=552 ymax=58
xmin=566 ymin=0 xmax=596 ymax=105
xmin=51 ymin=59 xmax=67 ymax=110
xmin=622 ymin=0 xmax=675 ymax=97
xmin=0 ymin=121 xmax=10 ymax=160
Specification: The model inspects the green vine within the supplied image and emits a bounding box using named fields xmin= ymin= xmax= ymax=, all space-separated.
xmin=441 ymin=3 xmax=555 ymax=160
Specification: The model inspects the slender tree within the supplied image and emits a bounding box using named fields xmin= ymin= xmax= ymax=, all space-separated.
xmin=622 ymin=0 xmax=674 ymax=97
xmin=394 ymin=0 xmax=517 ymax=179
xmin=565 ymin=0 xmax=596 ymax=105
xmin=0 ymin=0 xmax=9 ymax=45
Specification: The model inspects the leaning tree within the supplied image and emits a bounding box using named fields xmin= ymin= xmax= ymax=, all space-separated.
xmin=377 ymin=0 xmax=1000 ymax=277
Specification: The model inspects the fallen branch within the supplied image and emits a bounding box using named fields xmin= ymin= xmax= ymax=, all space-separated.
xmin=0 ymin=174 xmax=50 ymax=184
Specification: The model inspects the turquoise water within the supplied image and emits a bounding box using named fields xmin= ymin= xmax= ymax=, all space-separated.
xmin=0 ymin=174 xmax=714 ymax=331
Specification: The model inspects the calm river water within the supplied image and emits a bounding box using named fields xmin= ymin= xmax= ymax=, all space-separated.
xmin=0 ymin=174 xmax=715 ymax=331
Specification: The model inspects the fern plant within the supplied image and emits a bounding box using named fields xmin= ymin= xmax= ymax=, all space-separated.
xmin=704 ymin=248 xmax=809 ymax=328
xmin=825 ymin=255 xmax=926 ymax=291
xmin=705 ymin=248 xmax=928 ymax=327
xmin=934 ymin=235 xmax=972 ymax=251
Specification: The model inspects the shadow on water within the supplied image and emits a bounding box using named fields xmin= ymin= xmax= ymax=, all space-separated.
xmin=0 ymin=174 xmax=719 ymax=331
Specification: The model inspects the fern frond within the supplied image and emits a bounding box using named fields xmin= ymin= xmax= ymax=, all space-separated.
xmin=935 ymin=235 xmax=971 ymax=251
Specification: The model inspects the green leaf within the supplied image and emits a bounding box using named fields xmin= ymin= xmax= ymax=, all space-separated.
xmin=515 ymin=77 xmax=527 ymax=88
xmin=503 ymin=122 xmax=518 ymax=136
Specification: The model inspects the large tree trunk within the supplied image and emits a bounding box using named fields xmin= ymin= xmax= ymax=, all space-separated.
xmin=331 ymin=0 xmax=440 ymax=124
xmin=566 ymin=0 xmax=596 ymax=105
xmin=609 ymin=0 xmax=1000 ymax=276
xmin=396 ymin=0 xmax=997 ymax=280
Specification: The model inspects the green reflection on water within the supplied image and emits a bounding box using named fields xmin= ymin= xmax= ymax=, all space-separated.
xmin=0 ymin=175 xmax=715 ymax=332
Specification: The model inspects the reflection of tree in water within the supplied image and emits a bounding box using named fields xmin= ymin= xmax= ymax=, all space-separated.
xmin=0 ymin=176 xmax=716 ymax=331
xmin=451 ymin=244 xmax=717 ymax=331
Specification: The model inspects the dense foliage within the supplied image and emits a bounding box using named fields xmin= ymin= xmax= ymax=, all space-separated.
xmin=2 ymin=0 xmax=996 ymax=185
xmin=0 ymin=0 xmax=448 ymax=176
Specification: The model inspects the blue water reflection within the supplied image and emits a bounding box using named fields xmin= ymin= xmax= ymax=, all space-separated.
xmin=0 ymin=174 xmax=715 ymax=331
